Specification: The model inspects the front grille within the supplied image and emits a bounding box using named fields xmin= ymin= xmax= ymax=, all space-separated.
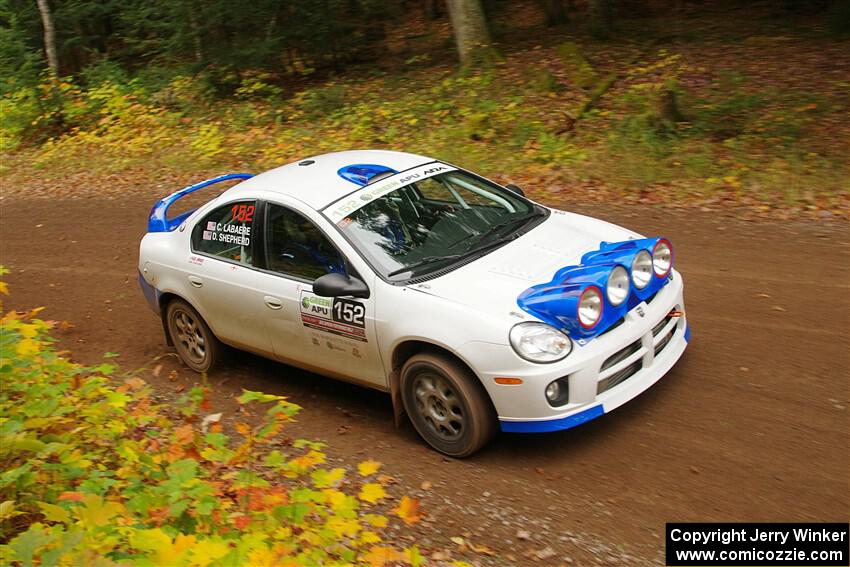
xmin=655 ymin=328 xmax=674 ymax=356
xmin=652 ymin=314 xmax=673 ymax=336
xmin=601 ymin=338 xmax=642 ymax=371
xmin=597 ymin=359 xmax=643 ymax=394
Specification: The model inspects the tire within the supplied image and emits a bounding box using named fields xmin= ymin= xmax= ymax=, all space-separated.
xmin=165 ymin=299 xmax=221 ymax=373
xmin=400 ymin=353 xmax=497 ymax=457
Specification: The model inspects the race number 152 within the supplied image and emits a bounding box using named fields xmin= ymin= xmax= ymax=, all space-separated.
xmin=231 ymin=204 xmax=254 ymax=222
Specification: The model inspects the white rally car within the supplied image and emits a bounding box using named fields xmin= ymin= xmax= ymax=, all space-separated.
xmin=139 ymin=150 xmax=689 ymax=456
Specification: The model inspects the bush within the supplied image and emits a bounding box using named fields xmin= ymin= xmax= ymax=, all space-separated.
xmin=0 ymin=274 xmax=422 ymax=566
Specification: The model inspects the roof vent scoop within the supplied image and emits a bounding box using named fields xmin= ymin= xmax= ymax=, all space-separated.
xmin=337 ymin=164 xmax=398 ymax=186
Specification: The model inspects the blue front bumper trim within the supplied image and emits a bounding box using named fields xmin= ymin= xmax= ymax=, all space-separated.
xmin=684 ymin=324 xmax=691 ymax=342
xmin=500 ymin=404 xmax=605 ymax=433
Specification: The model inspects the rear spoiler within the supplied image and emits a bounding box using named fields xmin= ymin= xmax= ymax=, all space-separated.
xmin=147 ymin=173 xmax=254 ymax=233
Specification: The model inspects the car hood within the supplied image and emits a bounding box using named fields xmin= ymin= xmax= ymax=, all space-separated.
xmin=409 ymin=210 xmax=639 ymax=320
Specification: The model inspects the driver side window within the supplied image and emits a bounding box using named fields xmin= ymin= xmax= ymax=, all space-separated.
xmin=192 ymin=200 xmax=255 ymax=265
xmin=265 ymin=204 xmax=345 ymax=281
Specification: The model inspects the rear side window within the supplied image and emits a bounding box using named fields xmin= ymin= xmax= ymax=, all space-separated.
xmin=192 ymin=200 xmax=256 ymax=265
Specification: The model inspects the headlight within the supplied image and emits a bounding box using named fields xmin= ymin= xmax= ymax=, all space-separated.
xmin=606 ymin=265 xmax=629 ymax=306
xmin=652 ymin=239 xmax=673 ymax=277
xmin=578 ymin=286 xmax=603 ymax=329
xmin=509 ymin=322 xmax=572 ymax=363
xmin=631 ymin=249 xmax=653 ymax=289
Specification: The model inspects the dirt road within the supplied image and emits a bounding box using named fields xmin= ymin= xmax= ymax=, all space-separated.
xmin=2 ymin=195 xmax=848 ymax=565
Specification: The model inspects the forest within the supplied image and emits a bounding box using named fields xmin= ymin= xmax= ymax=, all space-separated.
xmin=2 ymin=0 xmax=849 ymax=216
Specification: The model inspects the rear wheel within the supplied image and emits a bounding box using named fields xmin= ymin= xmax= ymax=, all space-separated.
xmin=400 ymin=353 xmax=497 ymax=457
xmin=165 ymin=299 xmax=221 ymax=373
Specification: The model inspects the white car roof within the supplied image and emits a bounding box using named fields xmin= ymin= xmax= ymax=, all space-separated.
xmin=221 ymin=150 xmax=433 ymax=210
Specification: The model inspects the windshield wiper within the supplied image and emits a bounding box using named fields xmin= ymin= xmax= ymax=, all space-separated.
xmin=468 ymin=208 xmax=546 ymax=247
xmin=387 ymin=233 xmax=522 ymax=278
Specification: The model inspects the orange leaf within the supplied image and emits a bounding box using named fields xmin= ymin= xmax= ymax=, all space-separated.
xmin=235 ymin=422 xmax=252 ymax=436
xmin=233 ymin=514 xmax=251 ymax=530
xmin=363 ymin=546 xmax=404 ymax=567
xmin=173 ymin=424 xmax=195 ymax=444
xmin=393 ymin=496 xmax=422 ymax=525
xmin=58 ymin=492 xmax=85 ymax=502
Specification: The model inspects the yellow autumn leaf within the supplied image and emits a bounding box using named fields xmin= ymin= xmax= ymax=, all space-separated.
xmin=129 ymin=528 xmax=172 ymax=552
xmin=363 ymin=546 xmax=405 ymax=567
xmin=363 ymin=513 xmax=388 ymax=528
xmin=0 ymin=281 xmax=8 ymax=295
xmin=19 ymin=324 xmax=38 ymax=339
xmin=358 ymin=483 xmax=386 ymax=504
xmin=36 ymin=501 xmax=70 ymax=523
xmin=188 ymin=538 xmax=231 ymax=566
xmin=247 ymin=545 xmax=279 ymax=567
xmin=16 ymin=338 xmax=40 ymax=356
xmin=326 ymin=517 xmax=360 ymax=538
xmin=76 ymin=494 xmax=123 ymax=528
xmin=360 ymin=530 xmax=381 ymax=544
xmin=357 ymin=460 xmax=382 ymax=477
xmin=393 ymin=496 xmax=423 ymax=525
xmin=312 ymin=467 xmax=345 ymax=488
xmin=0 ymin=501 xmax=17 ymax=521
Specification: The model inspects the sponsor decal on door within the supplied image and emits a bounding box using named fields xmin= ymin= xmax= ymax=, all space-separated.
xmin=300 ymin=291 xmax=367 ymax=342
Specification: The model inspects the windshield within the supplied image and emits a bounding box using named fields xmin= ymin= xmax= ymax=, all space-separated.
xmin=329 ymin=167 xmax=546 ymax=280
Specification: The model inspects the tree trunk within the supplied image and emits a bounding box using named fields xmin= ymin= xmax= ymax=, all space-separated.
xmin=186 ymin=0 xmax=204 ymax=64
xmin=538 ymin=0 xmax=568 ymax=26
xmin=36 ymin=0 xmax=59 ymax=77
xmin=445 ymin=0 xmax=493 ymax=67
xmin=424 ymin=0 xmax=442 ymax=19
xmin=587 ymin=0 xmax=613 ymax=39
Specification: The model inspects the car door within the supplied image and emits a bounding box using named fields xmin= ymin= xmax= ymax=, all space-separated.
xmin=186 ymin=199 xmax=274 ymax=355
xmin=253 ymin=201 xmax=386 ymax=387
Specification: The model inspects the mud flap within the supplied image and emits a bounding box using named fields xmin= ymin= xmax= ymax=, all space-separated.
xmin=389 ymin=368 xmax=406 ymax=428
xmin=160 ymin=307 xmax=173 ymax=346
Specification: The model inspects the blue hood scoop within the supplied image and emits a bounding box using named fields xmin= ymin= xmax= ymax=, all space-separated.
xmin=517 ymin=237 xmax=673 ymax=340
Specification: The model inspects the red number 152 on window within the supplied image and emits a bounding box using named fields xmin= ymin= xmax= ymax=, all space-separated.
xmin=231 ymin=204 xmax=254 ymax=222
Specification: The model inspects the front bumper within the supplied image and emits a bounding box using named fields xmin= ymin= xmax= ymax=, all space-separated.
xmin=457 ymin=270 xmax=688 ymax=432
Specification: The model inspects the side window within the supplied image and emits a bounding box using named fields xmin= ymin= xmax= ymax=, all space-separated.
xmin=192 ymin=200 xmax=255 ymax=264
xmin=265 ymin=204 xmax=345 ymax=281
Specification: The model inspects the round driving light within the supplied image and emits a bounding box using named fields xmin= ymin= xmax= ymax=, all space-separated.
xmin=606 ymin=265 xmax=630 ymax=306
xmin=578 ymin=286 xmax=603 ymax=329
xmin=631 ymin=249 xmax=653 ymax=289
xmin=544 ymin=378 xmax=569 ymax=406
xmin=652 ymin=239 xmax=673 ymax=277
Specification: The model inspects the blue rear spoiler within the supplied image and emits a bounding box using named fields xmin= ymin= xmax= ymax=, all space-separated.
xmin=147 ymin=173 xmax=254 ymax=233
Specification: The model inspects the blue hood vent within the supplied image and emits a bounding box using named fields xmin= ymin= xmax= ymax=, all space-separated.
xmin=337 ymin=164 xmax=398 ymax=186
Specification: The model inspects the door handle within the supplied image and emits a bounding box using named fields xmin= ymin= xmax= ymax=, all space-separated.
xmin=264 ymin=296 xmax=283 ymax=310
xmin=188 ymin=275 xmax=204 ymax=288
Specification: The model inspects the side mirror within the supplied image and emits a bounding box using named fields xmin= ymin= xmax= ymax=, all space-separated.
xmin=505 ymin=183 xmax=525 ymax=197
xmin=313 ymin=272 xmax=370 ymax=299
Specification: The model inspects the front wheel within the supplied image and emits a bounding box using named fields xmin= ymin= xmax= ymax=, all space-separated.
xmin=400 ymin=353 xmax=497 ymax=457
xmin=165 ymin=299 xmax=221 ymax=373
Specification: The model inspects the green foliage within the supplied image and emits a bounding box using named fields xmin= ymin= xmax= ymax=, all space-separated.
xmin=0 ymin=280 xmax=422 ymax=566
xmin=1 ymin=35 xmax=846 ymax=211
xmin=556 ymin=41 xmax=597 ymax=89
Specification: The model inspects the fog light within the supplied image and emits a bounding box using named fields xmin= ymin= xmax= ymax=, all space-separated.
xmin=545 ymin=378 xmax=569 ymax=406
